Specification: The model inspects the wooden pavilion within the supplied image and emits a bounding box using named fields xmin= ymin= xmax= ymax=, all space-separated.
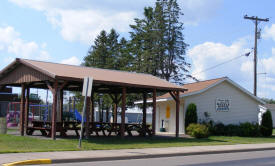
xmin=0 ymin=58 xmax=186 ymax=139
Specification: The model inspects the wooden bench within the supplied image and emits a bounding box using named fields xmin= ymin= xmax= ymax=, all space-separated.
xmin=27 ymin=127 xmax=50 ymax=136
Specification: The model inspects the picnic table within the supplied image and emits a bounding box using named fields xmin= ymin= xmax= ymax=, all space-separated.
xmin=26 ymin=121 xmax=152 ymax=137
xmin=90 ymin=122 xmax=152 ymax=137
xmin=26 ymin=120 xmax=79 ymax=137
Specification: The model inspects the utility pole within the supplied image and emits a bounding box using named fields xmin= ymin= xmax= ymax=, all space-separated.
xmin=244 ymin=15 xmax=269 ymax=96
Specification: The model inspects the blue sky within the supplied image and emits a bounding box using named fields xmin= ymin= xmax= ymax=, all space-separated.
xmin=1 ymin=0 xmax=275 ymax=99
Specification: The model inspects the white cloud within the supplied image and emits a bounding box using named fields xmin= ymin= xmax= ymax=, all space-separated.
xmin=0 ymin=26 xmax=50 ymax=61
xmin=188 ymin=38 xmax=251 ymax=80
xmin=261 ymin=56 xmax=275 ymax=76
xmin=187 ymin=39 xmax=275 ymax=98
xmin=241 ymin=48 xmax=275 ymax=77
xmin=37 ymin=50 xmax=51 ymax=61
xmin=240 ymin=60 xmax=253 ymax=73
xmin=0 ymin=26 xmax=19 ymax=45
xmin=53 ymin=9 xmax=135 ymax=43
xmin=61 ymin=56 xmax=81 ymax=65
xmin=239 ymin=48 xmax=275 ymax=98
xmin=9 ymin=0 xmax=222 ymax=43
xmin=9 ymin=0 xmax=137 ymax=44
xmin=8 ymin=39 xmax=39 ymax=58
xmin=263 ymin=24 xmax=275 ymax=41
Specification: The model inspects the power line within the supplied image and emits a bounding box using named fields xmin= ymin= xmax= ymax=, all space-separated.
xmin=192 ymin=51 xmax=251 ymax=79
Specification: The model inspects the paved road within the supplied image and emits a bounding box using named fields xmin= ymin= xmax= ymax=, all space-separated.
xmin=46 ymin=150 xmax=275 ymax=166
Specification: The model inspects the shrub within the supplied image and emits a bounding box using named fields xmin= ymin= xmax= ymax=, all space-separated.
xmin=239 ymin=122 xmax=260 ymax=137
xmin=224 ymin=124 xmax=240 ymax=136
xmin=185 ymin=103 xmax=197 ymax=129
xmin=202 ymin=120 xmax=214 ymax=131
xmin=186 ymin=123 xmax=209 ymax=138
xmin=260 ymin=110 xmax=273 ymax=137
xmin=210 ymin=122 xmax=260 ymax=137
xmin=211 ymin=122 xmax=226 ymax=135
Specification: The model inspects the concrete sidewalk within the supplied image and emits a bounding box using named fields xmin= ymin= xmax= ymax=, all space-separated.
xmin=2 ymin=143 xmax=275 ymax=165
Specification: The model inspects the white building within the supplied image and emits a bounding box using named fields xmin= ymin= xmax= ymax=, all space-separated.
xmin=153 ymin=77 xmax=265 ymax=134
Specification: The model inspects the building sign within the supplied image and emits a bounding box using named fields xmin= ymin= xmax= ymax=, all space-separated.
xmin=216 ymin=99 xmax=230 ymax=111
xmin=166 ymin=105 xmax=170 ymax=118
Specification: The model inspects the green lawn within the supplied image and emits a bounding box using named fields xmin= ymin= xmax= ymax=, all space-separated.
xmin=1 ymin=134 xmax=275 ymax=153
xmin=7 ymin=128 xmax=18 ymax=132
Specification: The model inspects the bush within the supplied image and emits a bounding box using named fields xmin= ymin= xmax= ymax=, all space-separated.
xmin=211 ymin=122 xmax=226 ymax=135
xmin=210 ymin=122 xmax=260 ymax=137
xmin=239 ymin=122 xmax=260 ymax=137
xmin=224 ymin=124 xmax=240 ymax=136
xmin=186 ymin=123 xmax=209 ymax=138
xmin=185 ymin=103 xmax=197 ymax=129
xmin=260 ymin=110 xmax=273 ymax=137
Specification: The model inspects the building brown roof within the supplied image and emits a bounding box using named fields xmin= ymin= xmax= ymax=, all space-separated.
xmin=265 ymin=104 xmax=275 ymax=111
xmin=0 ymin=58 xmax=186 ymax=91
xmin=156 ymin=77 xmax=225 ymax=100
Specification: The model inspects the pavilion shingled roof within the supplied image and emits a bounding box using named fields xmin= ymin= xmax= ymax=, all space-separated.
xmin=0 ymin=58 xmax=186 ymax=91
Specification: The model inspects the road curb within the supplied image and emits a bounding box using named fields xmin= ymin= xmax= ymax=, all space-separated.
xmin=50 ymin=147 xmax=275 ymax=164
xmin=3 ymin=147 xmax=275 ymax=165
xmin=2 ymin=159 xmax=51 ymax=166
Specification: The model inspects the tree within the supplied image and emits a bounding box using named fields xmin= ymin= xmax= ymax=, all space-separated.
xmin=84 ymin=29 xmax=133 ymax=71
xmin=158 ymin=0 xmax=190 ymax=83
xmin=129 ymin=0 xmax=190 ymax=84
xmin=84 ymin=30 xmax=109 ymax=68
xmin=260 ymin=110 xmax=273 ymax=137
xmin=185 ymin=103 xmax=198 ymax=129
xmin=83 ymin=29 xmax=137 ymax=114
xmin=130 ymin=7 xmax=159 ymax=75
xmin=83 ymin=29 xmax=120 ymax=117
xmin=116 ymin=37 xmax=133 ymax=71
xmin=262 ymin=98 xmax=275 ymax=104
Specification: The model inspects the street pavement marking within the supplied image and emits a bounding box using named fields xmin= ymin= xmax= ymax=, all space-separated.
xmin=2 ymin=159 xmax=52 ymax=166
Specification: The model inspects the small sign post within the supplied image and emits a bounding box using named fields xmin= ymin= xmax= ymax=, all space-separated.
xmin=79 ymin=77 xmax=93 ymax=148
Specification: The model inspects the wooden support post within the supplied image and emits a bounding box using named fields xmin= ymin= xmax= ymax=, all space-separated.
xmin=120 ymin=87 xmax=126 ymax=138
xmin=47 ymin=80 xmax=67 ymax=139
xmin=51 ymin=81 xmax=58 ymax=140
xmin=59 ymin=90 xmax=63 ymax=122
xmin=113 ymin=103 xmax=117 ymax=123
xmin=85 ymin=97 xmax=91 ymax=138
xmin=24 ymin=87 xmax=30 ymax=134
xmin=20 ymin=84 xmax=25 ymax=136
xmin=106 ymin=108 xmax=109 ymax=123
xmin=152 ymin=89 xmax=156 ymax=136
xmin=114 ymin=94 xmax=118 ymax=124
xmin=98 ymin=97 xmax=102 ymax=122
xmin=91 ymin=92 xmax=94 ymax=123
xmin=109 ymin=93 xmax=119 ymax=124
xmin=142 ymin=92 xmax=147 ymax=136
xmin=175 ymin=91 xmax=180 ymax=138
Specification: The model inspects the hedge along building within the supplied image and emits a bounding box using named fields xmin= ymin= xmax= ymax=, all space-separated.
xmin=0 ymin=58 xmax=186 ymax=139
xmin=264 ymin=104 xmax=275 ymax=127
xmin=138 ymin=77 xmax=265 ymax=134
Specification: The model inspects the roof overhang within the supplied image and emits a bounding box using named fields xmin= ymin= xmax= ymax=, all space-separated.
xmin=136 ymin=77 xmax=265 ymax=105
xmin=0 ymin=58 xmax=187 ymax=93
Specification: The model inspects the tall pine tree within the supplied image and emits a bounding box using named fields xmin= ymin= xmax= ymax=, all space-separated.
xmin=160 ymin=0 xmax=189 ymax=83
xmin=83 ymin=29 xmax=125 ymax=117
xmin=129 ymin=0 xmax=190 ymax=84
xmin=130 ymin=7 xmax=159 ymax=75
xmin=84 ymin=30 xmax=109 ymax=68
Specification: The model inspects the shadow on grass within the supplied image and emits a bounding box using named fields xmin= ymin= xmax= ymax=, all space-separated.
xmin=81 ymin=136 xmax=228 ymax=145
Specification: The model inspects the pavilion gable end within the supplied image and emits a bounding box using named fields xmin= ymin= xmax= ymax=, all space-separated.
xmin=0 ymin=64 xmax=53 ymax=85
